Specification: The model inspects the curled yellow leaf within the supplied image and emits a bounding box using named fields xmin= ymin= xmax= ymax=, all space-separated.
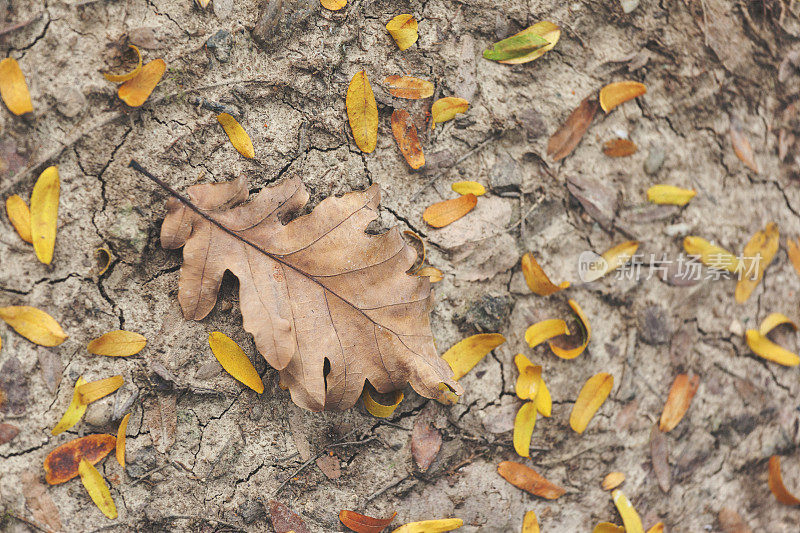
xmin=0 ymin=305 xmax=67 ymax=346
xmin=88 ymin=330 xmax=147 ymax=357
xmin=52 ymin=377 xmax=88 ymax=436
xmin=499 ymin=21 xmax=561 ymax=65
xmin=744 ymin=329 xmax=799 ymax=366
xmin=736 ymin=222 xmax=779 ymax=303
xmin=346 ymin=70 xmax=378 ymax=153
xmin=646 ymin=185 xmax=696 ymax=206
xmin=0 ymin=57 xmax=33 ymax=115
xmin=321 ymin=0 xmax=346 ymax=10
xmin=431 ymin=97 xmax=469 ymax=128
xmin=769 ymin=455 xmax=800 ymax=506
xmin=77 ymin=376 xmax=125 ymax=405
xmin=524 ymin=319 xmax=569 ymax=348
xmin=118 ymin=58 xmax=166 ymax=107
xmin=599 ymin=81 xmax=646 ymax=113
xmin=582 ymin=241 xmax=639 ymax=282
xmin=103 ymin=45 xmax=143 ymax=83
xmin=513 ymin=401 xmax=537 ymax=457
xmin=760 ymin=312 xmax=796 ymax=336
xmin=416 ymin=266 xmax=443 ymax=282
xmin=392 ymin=518 xmax=463 ymax=533
xmin=78 ymin=458 xmax=118 ymax=519
xmin=549 ymin=299 xmax=591 ymax=359
xmin=521 ymin=253 xmax=569 ymax=296
xmin=451 ymin=181 xmax=486 ymax=196
xmin=386 ymin=14 xmax=418 ymax=51
xmin=5 ymin=195 xmax=32 ymax=243
xmin=208 ymin=331 xmax=265 ymax=393
xmin=116 ymin=412 xmax=130 ymax=468
xmin=570 ymin=372 xmax=613 ymax=434
xmin=442 ymin=333 xmax=506 ymax=380
xmin=362 ymin=388 xmax=404 ymax=418
xmin=602 ymin=471 xmax=625 ymax=491
xmin=30 ymin=166 xmax=60 ymax=265
xmin=593 ymin=523 xmax=624 ymax=533
xmin=95 ymin=247 xmax=112 ymax=275
xmin=611 ymin=490 xmax=643 ymax=533
xmin=683 ymin=236 xmax=740 ymax=272
xmin=217 ymin=113 xmax=255 ymax=159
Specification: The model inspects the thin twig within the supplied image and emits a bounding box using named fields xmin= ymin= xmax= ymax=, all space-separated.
xmin=365 ymin=474 xmax=412 ymax=502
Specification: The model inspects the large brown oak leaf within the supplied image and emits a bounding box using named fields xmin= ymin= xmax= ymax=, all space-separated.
xmin=160 ymin=177 xmax=461 ymax=411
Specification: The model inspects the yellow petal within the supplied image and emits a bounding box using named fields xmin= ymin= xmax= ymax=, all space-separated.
xmin=745 ymin=329 xmax=800 ymax=366
xmin=208 ymin=331 xmax=265 ymax=393
xmin=0 ymin=305 xmax=67 ymax=346
xmin=442 ymin=333 xmax=506 ymax=380
xmin=118 ymin=58 xmax=166 ymax=107
xmin=521 ymin=253 xmax=570 ymax=296
xmin=760 ymin=312 xmax=797 ymax=336
xmin=217 ymin=113 xmax=255 ymax=158
xmin=103 ymin=45 xmax=143 ymax=83
xmin=499 ymin=21 xmax=561 ymax=65
xmin=735 ymin=222 xmax=779 ymax=303
xmin=534 ymin=376 xmax=552 ymax=417
xmin=593 ymin=523 xmax=625 ymax=533
xmin=30 ymin=166 xmax=60 ymax=265
xmin=392 ymin=518 xmax=463 ymax=533
xmin=524 ymin=319 xmax=569 ymax=348
xmin=521 ymin=510 xmax=539 ymax=533
xmin=549 ymin=299 xmax=591 ymax=360
xmin=52 ymin=377 xmax=88 ymax=435
xmin=570 ymin=372 xmax=613 ymax=433
xmin=683 ymin=236 xmax=740 ymax=272
xmin=385 ymin=14 xmax=418 ymax=51
xmin=87 ymin=330 xmax=147 ymax=357
xmin=601 ymin=471 xmax=625 ymax=491
xmin=116 ymin=412 xmax=130 ymax=468
xmin=0 ymin=57 xmax=33 ymax=115
xmin=599 ymin=81 xmax=646 ymax=113
xmin=646 ymin=185 xmax=697 ymax=206
xmin=611 ymin=490 xmax=644 ymax=533
xmin=416 ymin=266 xmax=443 ymax=282
xmin=431 ymin=97 xmax=469 ymax=129
xmin=362 ymin=388 xmax=404 ymax=418
xmin=514 ymin=353 xmax=541 ymax=400
xmin=513 ymin=401 xmax=537 ymax=457
xmin=78 ymin=458 xmax=118 ymax=519
xmin=77 ymin=376 xmax=125 ymax=405
xmin=5 ymin=195 xmax=32 ymax=243
xmin=646 ymin=523 xmax=664 ymax=533
xmin=582 ymin=241 xmax=639 ymax=282
xmin=346 ymin=70 xmax=378 ymax=153
xmin=321 ymin=0 xmax=346 ymax=10
xmin=451 ymin=181 xmax=486 ymax=196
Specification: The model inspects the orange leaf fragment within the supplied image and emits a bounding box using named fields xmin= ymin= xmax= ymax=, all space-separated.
xmin=659 ymin=374 xmax=700 ymax=432
xmin=497 ymin=461 xmax=566 ymax=499
xmin=423 ymin=194 xmax=477 ymax=228
xmin=735 ymin=222 xmax=779 ymax=303
xmin=570 ymin=372 xmax=613 ymax=433
xmin=521 ymin=253 xmax=569 ymax=296
xmin=547 ymin=96 xmax=599 ymax=161
xmin=599 ymin=81 xmax=646 ymax=113
xmin=118 ymin=58 xmax=165 ymax=107
xmin=116 ymin=413 xmax=130 ymax=468
xmin=593 ymin=524 xmax=624 ymax=533
xmin=76 ymin=375 xmax=124 ymax=405
xmin=391 ymin=109 xmax=425 ymax=169
xmin=787 ymin=238 xmax=800 ymax=278
xmin=347 ymin=71 xmax=378 ymax=153
xmin=730 ymin=117 xmax=759 ymax=173
xmin=383 ymin=75 xmax=434 ymax=99
xmin=340 ymin=510 xmax=397 ymax=533
xmin=602 ymin=138 xmax=637 ymax=157
xmin=0 ymin=57 xmax=33 ymax=115
xmin=768 ymin=456 xmax=800 ymax=506
xmin=44 ymin=434 xmax=116 ymax=484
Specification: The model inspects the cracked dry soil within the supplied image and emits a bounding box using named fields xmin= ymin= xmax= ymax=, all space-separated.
xmin=3 ymin=0 xmax=800 ymax=531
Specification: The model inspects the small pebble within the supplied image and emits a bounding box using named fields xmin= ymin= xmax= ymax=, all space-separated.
xmin=729 ymin=319 xmax=745 ymax=337
xmin=620 ymin=0 xmax=639 ymax=13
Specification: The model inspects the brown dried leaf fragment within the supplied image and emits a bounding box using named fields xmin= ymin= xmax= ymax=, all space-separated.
xmin=547 ymin=97 xmax=599 ymax=161
xmin=0 ymin=422 xmax=20 ymax=444
xmin=497 ymin=461 xmax=566 ymax=499
xmin=384 ymin=75 xmax=434 ymax=99
xmin=730 ymin=117 xmax=759 ymax=173
xmin=411 ymin=417 xmax=442 ymax=472
xmin=768 ymin=456 xmax=800 ymax=506
xmin=21 ymin=471 xmax=63 ymax=532
xmin=391 ymin=109 xmax=425 ymax=169
xmin=649 ymin=424 xmax=670 ymax=493
xmin=602 ymin=138 xmax=637 ymax=157
xmin=269 ymin=499 xmax=312 ymax=533
xmin=659 ymin=374 xmax=699 ymax=432
xmin=340 ymin=510 xmax=397 ymax=533
xmin=43 ymin=434 xmax=116 ymax=484
xmin=718 ymin=507 xmax=752 ymax=533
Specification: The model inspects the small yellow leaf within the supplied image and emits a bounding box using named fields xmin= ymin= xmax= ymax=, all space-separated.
xmin=611 ymin=490 xmax=644 ymax=533
xmin=570 ymin=372 xmax=613 ymax=433
xmin=683 ymin=236 xmax=740 ymax=272
xmin=78 ymin=458 xmax=118 ymax=519
xmin=593 ymin=523 xmax=624 ymax=533
xmin=423 ymin=194 xmax=478 ymax=228
xmin=103 ymin=45 xmax=143 ymax=83
xmin=521 ymin=510 xmax=539 ymax=533
xmin=451 ymin=181 xmax=486 ymax=196
xmin=513 ymin=353 xmax=541 ymax=400
xmin=362 ymin=388 xmax=404 ymax=418
xmin=346 ymin=71 xmax=378 ymax=153
xmin=52 ymin=377 xmax=88 ymax=435
xmin=521 ymin=253 xmax=570 ymax=296
xmin=582 ymin=241 xmax=639 ymax=282
xmin=88 ymin=330 xmax=147 ymax=357
xmin=0 ymin=305 xmax=67 ymax=346
xmin=118 ymin=58 xmax=166 ymax=107
xmin=548 ymin=299 xmax=591 ymax=360
xmin=499 ymin=21 xmax=561 ymax=65
xmin=513 ymin=401 xmax=537 ymax=457
xmin=5 ymin=195 xmax=32 ymax=243
xmin=534 ymin=376 xmax=551 ymax=417
xmin=760 ymin=312 xmax=797 ymax=336
xmin=442 ymin=333 xmax=506 ymax=380
xmin=217 ymin=113 xmax=255 ymax=159
xmin=0 ymin=57 xmax=33 ymax=115
xmin=524 ymin=319 xmax=569 ymax=348
xmin=416 ymin=266 xmax=443 ymax=282
xmin=745 ymin=329 xmax=800 ymax=366
xmin=392 ymin=518 xmax=463 ymax=533
xmin=601 ymin=472 xmax=625 ymax=491
xmin=208 ymin=331 xmax=265 ymax=393
xmin=646 ymin=185 xmax=697 ymax=206
xmin=77 ymin=376 xmax=124 ymax=405
xmin=116 ymin=412 xmax=130 ymax=468
xmin=385 ymin=14 xmax=418 ymax=51
xmin=30 ymin=166 xmax=60 ymax=265
xmin=646 ymin=523 xmax=664 ymax=533
xmin=431 ymin=97 xmax=469 ymax=128
xmin=599 ymin=81 xmax=646 ymax=113
xmin=735 ymin=222 xmax=779 ymax=303
xmin=321 ymin=0 xmax=346 ymax=10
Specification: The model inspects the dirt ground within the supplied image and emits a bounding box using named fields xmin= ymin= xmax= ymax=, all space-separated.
xmin=2 ymin=0 xmax=800 ymax=531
